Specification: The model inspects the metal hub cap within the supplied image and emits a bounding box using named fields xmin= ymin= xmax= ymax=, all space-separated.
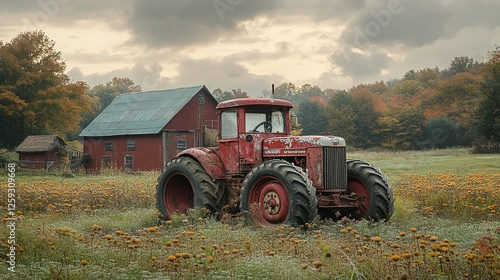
xmin=251 ymin=179 xmax=290 ymax=225
xmin=263 ymin=191 xmax=281 ymax=214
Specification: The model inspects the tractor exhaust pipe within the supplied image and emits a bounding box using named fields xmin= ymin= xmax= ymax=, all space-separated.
xmin=271 ymin=84 xmax=275 ymax=101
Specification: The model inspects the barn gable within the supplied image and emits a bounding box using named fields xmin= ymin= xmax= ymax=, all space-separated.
xmin=80 ymin=85 xmax=215 ymax=137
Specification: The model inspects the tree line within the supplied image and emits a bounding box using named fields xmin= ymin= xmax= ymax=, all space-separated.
xmin=214 ymin=53 xmax=500 ymax=152
xmin=1 ymin=31 xmax=499 ymax=152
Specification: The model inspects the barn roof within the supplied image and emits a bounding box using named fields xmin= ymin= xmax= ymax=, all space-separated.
xmin=15 ymin=135 xmax=67 ymax=153
xmin=80 ymin=85 xmax=215 ymax=137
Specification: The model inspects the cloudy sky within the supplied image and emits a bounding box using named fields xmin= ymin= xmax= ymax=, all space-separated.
xmin=1 ymin=0 xmax=499 ymax=96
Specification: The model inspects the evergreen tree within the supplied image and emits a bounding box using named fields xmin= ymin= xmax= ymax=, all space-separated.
xmin=297 ymin=99 xmax=327 ymax=135
xmin=471 ymin=47 xmax=500 ymax=152
xmin=424 ymin=117 xmax=459 ymax=149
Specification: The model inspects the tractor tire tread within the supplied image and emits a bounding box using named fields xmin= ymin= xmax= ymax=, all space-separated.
xmin=156 ymin=157 xmax=224 ymax=219
xmin=240 ymin=159 xmax=317 ymax=226
xmin=347 ymin=159 xmax=395 ymax=221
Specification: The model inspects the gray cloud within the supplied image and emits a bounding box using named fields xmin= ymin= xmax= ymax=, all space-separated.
xmin=339 ymin=0 xmax=452 ymax=48
xmin=67 ymin=57 xmax=284 ymax=96
xmin=126 ymin=0 xmax=278 ymax=48
xmin=224 ymin=45 xmax=290 ymax=62
xmin=330 ymin=49 xmax=392 ymax=79
xmin=446 ymin=1 xmax=500 ymax=31
xmin=326 ymin=0 xmax=500 ymax=82
xmin=63 ymin=50 xmax=130 ymax=64
xmin=0 ymin=0 xmax=127 ymax=32
xmin=172 ymin=58 xmax=284 ymax=96
xmin=337 ymin=0 xmax=500 ymax=50
xmin=67 ymin=61 xmax=171 ymax=91
xmin=3 ymin=0 xmax=500 ymax=94
xmin=268 ymin=0 xmax=366 ymax=24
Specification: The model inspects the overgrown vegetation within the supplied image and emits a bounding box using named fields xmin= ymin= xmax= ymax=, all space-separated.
xmin=0 ymin=150 xmax=17 ymax=167
xmin=1 ymin=149 xmax=499 ymax=279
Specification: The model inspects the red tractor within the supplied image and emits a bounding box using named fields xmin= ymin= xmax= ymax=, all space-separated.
xmin=156 ymin=98 xmax=394 ymax=225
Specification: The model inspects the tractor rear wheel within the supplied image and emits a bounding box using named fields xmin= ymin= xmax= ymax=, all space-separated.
xmin=346 ymin=159 xmax=394 ymax=221
xmin=240 ymin=159 xmax=318 ymax=226
xmin=156 ymin=157 xmax=224 ymax=220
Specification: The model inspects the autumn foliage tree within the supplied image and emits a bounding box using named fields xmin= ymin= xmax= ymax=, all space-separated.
xmin=0 ymin=30 xmax=91 ymax=148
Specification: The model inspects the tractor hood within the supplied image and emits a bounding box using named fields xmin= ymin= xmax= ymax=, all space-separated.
xmin=262 ymin=136 xmax=346 ymax=156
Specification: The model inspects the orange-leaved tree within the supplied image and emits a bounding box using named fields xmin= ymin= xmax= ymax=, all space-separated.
xmin=0 ymin=30 xmax=91 ymax=148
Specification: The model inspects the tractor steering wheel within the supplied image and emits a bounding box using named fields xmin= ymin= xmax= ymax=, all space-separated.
xmin=252 ymin=121 xmax=273 ymax=132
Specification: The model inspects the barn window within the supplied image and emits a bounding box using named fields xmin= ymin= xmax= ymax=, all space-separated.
xmin=127 ymin=140 xmax=136 ymax=151
xmin=124 ymin=155 xmax=133 ymax=168
xmin=104 ymin=141 xmax=114 ymax=150
xmin=177 ymin=140 xmax=187 ymax=150
xmin=198 ymin=94 xmax=205 ymax=104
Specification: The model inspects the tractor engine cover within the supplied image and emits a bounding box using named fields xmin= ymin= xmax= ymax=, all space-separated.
xmin=262 ymin=136 xmax=347 ymax=191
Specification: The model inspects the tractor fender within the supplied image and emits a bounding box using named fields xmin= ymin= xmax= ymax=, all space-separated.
xmin=177 ymin=147 xmax=226 ymax=179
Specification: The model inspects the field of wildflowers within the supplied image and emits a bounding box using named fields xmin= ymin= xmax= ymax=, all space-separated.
xmin=0 ymin=149 xmax=499 ymax=279
xmin=397 ymin=173 xmax=499 ymax=221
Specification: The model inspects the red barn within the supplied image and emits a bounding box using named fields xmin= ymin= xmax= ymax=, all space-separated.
xmin=79 ymin=85 xmax=218 ymax=171
xmin=15 ymin=135 xmax=67 ymax=170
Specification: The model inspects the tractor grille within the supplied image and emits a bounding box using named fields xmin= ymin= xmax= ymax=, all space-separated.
xmin=322 ymin=146 xmax=347 ymax=190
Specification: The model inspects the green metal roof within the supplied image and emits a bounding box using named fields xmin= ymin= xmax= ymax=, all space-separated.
xmin=80 ymin=85 xmax=211 ymax=137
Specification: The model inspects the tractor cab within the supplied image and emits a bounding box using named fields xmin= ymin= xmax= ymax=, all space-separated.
xmin=216 ymin=98 xmax=292 ymax=174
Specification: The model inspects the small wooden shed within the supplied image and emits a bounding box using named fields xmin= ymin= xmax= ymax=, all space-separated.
xmin=15 ymin=135 xmax=67 ymax=170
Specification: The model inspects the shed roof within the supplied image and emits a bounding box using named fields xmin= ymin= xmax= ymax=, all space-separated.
xmin=15 ymin=135 xmax=67 ymax=153
xmin=80 ymin=85 xmax=214 ymax=137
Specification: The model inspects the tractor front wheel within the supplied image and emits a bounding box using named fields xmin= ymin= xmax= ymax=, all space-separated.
xmin=240 ymin=159 xmax=318 ymax=226
xmin=346 ymin=159 xmax=394 ymax=221
xmin=156 ymin=157 xmax=224 ymax=220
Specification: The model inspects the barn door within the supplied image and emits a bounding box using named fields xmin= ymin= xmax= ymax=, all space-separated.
xmin=163 ymin=131 xmax=192 ymax=165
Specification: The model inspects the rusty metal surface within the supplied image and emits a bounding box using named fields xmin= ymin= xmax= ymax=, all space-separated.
xmin=316 ymin=189 xmax=362 ymax=209
xmin=218 ymin=139 xmax=240 ymax=174
xmin=260 ymin=136 xmax=346 ymax=191
xmin=216 ymin=98 xmax=293 ymax=110
xmin=306 ymin=146 xmax=323 ymax=189
xmin=219 ymin=178 xmax=244 ymax=213
xmin=262 ymin=136 xmax=346 ymax=157
xmin=177 ymin=147 xmax=226 ymax=179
